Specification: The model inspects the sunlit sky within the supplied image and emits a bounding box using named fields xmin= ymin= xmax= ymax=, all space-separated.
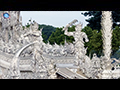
xmin=20 ymin=11 xmax=89 ymax=28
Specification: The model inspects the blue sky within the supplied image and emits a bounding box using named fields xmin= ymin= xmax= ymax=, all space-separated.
xmin=20 ymin=11 xmax=89 ymax=28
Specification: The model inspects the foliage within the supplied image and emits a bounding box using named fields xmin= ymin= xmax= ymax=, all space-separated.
xmin=82 ymin=11 xmax=102 ymax=31
xmin=38 ymin=24 xmax=56 ymax=43
xmin=82 ymin=26 xmax=93 ymax=39
xmin=81 ymin=11 xmax=120 ymax=58
xmin=48 ymin=26 xmax=75 ymax=45
xmin=82 ymin=26 xmax=103 ymax=58
xmin=22 ymin=26 xmax=25 ymax=30
xmin=26 ymin=23 xmax=30 ymax=28
xmin=81 ymin=11 xmax=120 ymax=32
xmin=112 ymin=26 xmax=120 ymax=55
xmin=83 ymin=25 xmax=120 ymax=58
xmin=68 ymin=25 xmax=75 ymax=32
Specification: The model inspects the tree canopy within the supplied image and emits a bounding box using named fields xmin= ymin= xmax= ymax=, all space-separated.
xmin=112 ymin=26 xmax=120 ymax=55
xmin=38 ymin=24 xmax=56 ymax=43
xmin=48 ymin=26 xmax=75 ymax=45
xmin=81 ymin=25 xmax=120 ymax=59
xmin=82 ymin=26 xmax=103 ymax=58
xmin=81 ymin=11 xmax=120 ymax=31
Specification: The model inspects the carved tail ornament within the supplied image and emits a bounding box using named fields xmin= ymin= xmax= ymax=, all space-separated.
xmin=10 ymin=41 xmax=39 ymax=79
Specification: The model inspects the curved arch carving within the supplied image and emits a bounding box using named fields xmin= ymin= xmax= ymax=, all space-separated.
xmin=10 ymin=41 xmax=39 ymax=79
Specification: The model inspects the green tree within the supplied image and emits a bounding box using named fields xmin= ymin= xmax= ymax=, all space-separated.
xmin=26 ymin=23 xmax=30 ymax=28
xmin=38 ymin=24 xmax=56 ymax=43
xmin=82 ymin=26 xmax=103 ymax=58
xmin=82 ymin=11 xmax=102 ymax=31
xmin=81 ymin=11 xmax=120 ymax=31
xmin=112 ymin=26 xmax=120 ymax=55
xmin=82 ymin=26 xmax=93 ymax=39
xmin=82 ymin=26 xmax=120 ymax=58
xmin=89 ymin=30 xmax=103 ymax=58
xmin=68 ymin=25 xmax=75 ymax=32
xmin=48 ymin=26 xmax=75 ymax=45
xmin=48 ymin=27 xmax=63 ymax=45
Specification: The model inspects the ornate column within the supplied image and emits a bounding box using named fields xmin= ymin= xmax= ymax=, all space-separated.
xmin=101 ymin=11 xmax=113 ymax=61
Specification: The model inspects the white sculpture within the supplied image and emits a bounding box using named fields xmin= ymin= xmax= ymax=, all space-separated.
xmin=47 ymin=63 xmax=58 ymax=79
xmin=101 ymin=11 xmax=113 ymax=62
xmin=1 ymin=11 xmax=120 ymax=79
xmin=62 ymin=19 xmax=92 ymax=77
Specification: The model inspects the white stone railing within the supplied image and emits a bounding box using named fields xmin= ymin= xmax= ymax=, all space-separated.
xmin=0 ymin=58 xmax=32 ymax=71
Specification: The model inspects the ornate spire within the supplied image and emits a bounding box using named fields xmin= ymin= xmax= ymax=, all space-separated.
xmin=101 ymin=11 xmax=113 ymax=61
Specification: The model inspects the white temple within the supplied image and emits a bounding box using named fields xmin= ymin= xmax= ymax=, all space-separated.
xmin=0 ymin=11 xmax=120 ymax=79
